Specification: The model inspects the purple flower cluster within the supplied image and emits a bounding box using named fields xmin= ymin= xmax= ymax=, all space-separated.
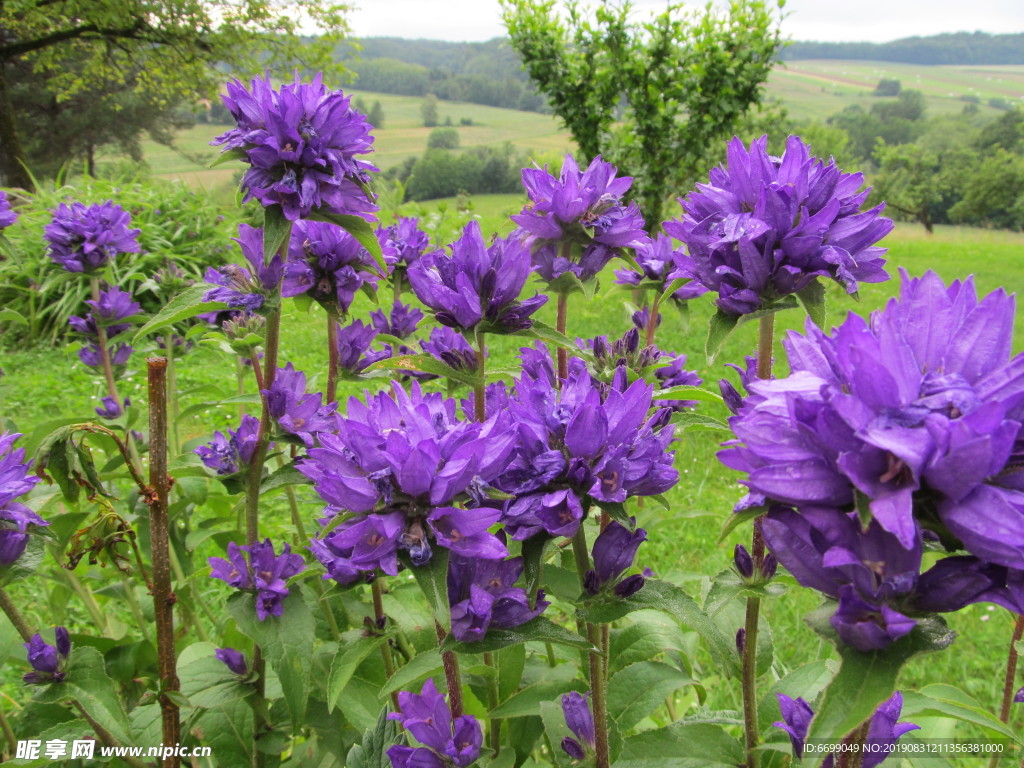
xmin=70 ymin=286 xmax=141 ymax=340
xmin=422 ymin=327 xmax=479 ymax=374
xmin=387 ymin=679 xmax=482 ymax=768
xmin=497 ymin=357 xmax=677 ymax=540
xmin=722 ymin=271 xmax=1024 ymax=649
xmin=195 ymin=414 xmax=261 ymax=477
xmin=209 ymin=540 xmax=305 ymax=621
xmin=336 ymin=320 xmax=389 ymax=376
xmin=560 ymin=691 xmax=595 ymax=760
xmin=613 ymin=234 xmax=706 ymax=302
xmin=775 ymin=691 xmax=917 ymax=767
xmin=381 ymin=217 xmax=431 ymax=273
xmin=45 ymin=201 xmax=140 ymax=274
xmin=583 ymin=520 xmax=648 ymax=598
xmin=371 ymin=301 xmax=423 ymax=340
xmin=410 ymin=221 xmax=546 ymax=333
xmin=212 ymin=73 xmax=377 ymax=221
xmin=667 ymin=135 xmax=893 ymax=315
xmin=513 ymin=154 xmax=647 ymax=283
xmin=203 ymin=224 xmax=285 ymax=313
xmin=0 ymin=190 xmax=17 ymax=230
xmin=0 ymin=433 xmax=47 ymax=567
xmin=447 ymin=555 xmax=549 ymax=642
xmin=300 ymin=382 xmax=515 ymax=577
xmin=263 ymin=364 xmax=338 ymax=447
xmin=94 ymin=396 xmax=128 ymax=420
xmin=23 ymin=627 xmax=71 ymax=685
xmin=283 ymin=220 xmax=381 ymax=314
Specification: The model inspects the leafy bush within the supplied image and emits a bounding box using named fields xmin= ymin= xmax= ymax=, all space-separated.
xmin=0 ymin=170 xmax=240 ymax=344
xmin=426 ymin=127 xmax=460 ymax=150
xmin=405 ymin=144 xmax=524 ymax=201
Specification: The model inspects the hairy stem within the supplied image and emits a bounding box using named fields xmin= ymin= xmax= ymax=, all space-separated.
xmin=835 ymin=718 xmax=871 ymax=768
xmin=990 ymin=613 xmax=1024 ymax=768
xmin=474 ymin=328 xmax=487 ymax=422
xmin=0 ymin=586 xmax=32 ymax=641
xmin=556 ymin=292 xmax=569 ymax=383
xmin=146 ymin=358 xmax=181 ymax=768
xmin=436 ymin=620 xmax=465 ymax=718
xmin=645 ymin=291 xmax=662 ymax=348
xmin=89 ymin=277 xmax=121 ymax=403
xmin=571 ymin=528 xmax=610 ymax=768
xmin=371 ymin=578 xmax=399 ymax=709
xmin=326 ymin=313 xmax=339 ymax=404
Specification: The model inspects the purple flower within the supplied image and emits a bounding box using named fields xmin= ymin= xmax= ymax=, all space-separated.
xmin=262 ymin=363 xmax=338 ymax=447
xmin=23 ymin=628 xmax=70 ymax=684
xmin=1014 ymin=686 xmax=1024 ymax=704
xmin=212 ymin=73 xmax=378 ymax=221
xmin=721 ymin=270 xmax=1024 ymax=568
xmin=69 ymin=286 xmax=142 ymax=342
xmin=371 ymin=301 xmax=423 ymax=340
xmin=299 ymin=382 xmax=515 ymax=573
xmin=0 ymin=433 xmax=47 ymax=542
xmin=195 ymin=414 xmax=262 ymax=477
xmin=387 ymin=679 xmax=482 ymax=768
xmin=336 ymin=319 xmax=390 ymax=375
xmin=209 ymin=540 xmax=305 ymax=621
xmin=409 ymin=221 xmax=547 ymax=333
xmin=775 ymin=691 xmax=918 ymax=768
xmin=561 ymin=691 xmax=595 ymax=759
xmin=513 ymin=154 xmax=647 ymax=283
xmin=421 ymin=326 xmax=478 ymax=374
xmin=447 ymin=555 xmax=548 ymax=642
xmin=0 ymin=529 xmax=28 ymax=566
xmin=614 ymin=234 xmax=707 ymax=302
xmin=666 ymin=135 xmax=893 ymax=315
xmin=381 ymin=217 xmax=431 ymax=270
xmin=0 ymin=191 xmax=18 ymax=230
xmin=584 ymin=520 xmax=648 ymax=597
xmin=203 ymin=224 xmax=285 ymax=313
xmin=283 ymin=220 xmax=382 ymax=313
xmin=94 ymin=396 xmax=127 ymax=419
xmin=215 ymin=648 xmax=248 ymax=676
xmin=45 ymin=201 xmax=140 ymax=274
xmin=497 ymin=358 xmax=677 ymax=540
xmin=79 ymin=343 xmax=132 ymax=369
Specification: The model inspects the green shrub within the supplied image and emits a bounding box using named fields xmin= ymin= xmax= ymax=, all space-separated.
xmin=426 ymin=127 xmax=460 ymax=150
xmin=404 ymin=144 xmax=525 ymax=201
xmin=0 ymin=169 xmax=240 ymax=345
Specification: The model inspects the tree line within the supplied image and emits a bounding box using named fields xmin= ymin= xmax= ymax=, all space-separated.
xmin=781 ymin=31 xmax=1024 ymax=65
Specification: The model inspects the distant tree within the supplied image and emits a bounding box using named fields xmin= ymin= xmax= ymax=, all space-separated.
xmin=0 ymin=0 xmax=350 ymax=188
xmin=502 ymin=0 xmax=782 ymax=225
xmin=871 ymin=143 xmax=971 ymax=233
xmin=427 ymin=127 xmax=460 ymax=150
xmin=948 ymin=149 xmax=1024 ymax=230
xmin=874 ymin=78 xmax=901 ymax=96
xmin=422 ymin=94 xmax=439 ymax=127
xmin=976 ymin=108 xmax=1024 ymax=153
xmin=353 ymin=97 xmax=369 ymax=114
xmin=872 ymin=90 xmax=927 ymax=122
xmin=368 ymin=100 xmax=385 ymax=129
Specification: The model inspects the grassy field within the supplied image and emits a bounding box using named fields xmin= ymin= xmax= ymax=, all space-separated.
xmin=769 ymin=60 xmax=1024 ymax=120
xmin=2 ymin=199 xmax=1023 ymax=755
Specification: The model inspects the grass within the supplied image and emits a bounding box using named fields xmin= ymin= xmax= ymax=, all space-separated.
xmin=2 ymin=207 xmax=1023 ymax=759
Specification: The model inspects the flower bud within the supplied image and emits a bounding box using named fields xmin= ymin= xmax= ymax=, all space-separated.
xmin=761 ymin=553 xmax=778 ymax=580
xmin=736 ymin=627 xmax=746 ymax=654
xmin=734 ymin=544 xmax=754 ymax=579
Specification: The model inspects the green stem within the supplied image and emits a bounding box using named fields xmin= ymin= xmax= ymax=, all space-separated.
xmin=484 ymin=651 xmax=502 ymax=755
xmin=742 ymin=314 xmax=776 ymax=768
xmin=72 ymin=701 xmax=147 ymax=768
xmin=163 ymin=332 xmax=180 ymax=458
xmin=645 ymin=290 xmax=662 ymax=348
xmin=237 ymin=357 xmax=247 ymax=419
xmin=121 ymin=578 xmax=152 ymax=646
xmin=0 ymin=586 xmax=32 ymax=641
xmin=168 ymin=545 xmax=212 ymax=642
xmin=0 ymin=704 xmax=17 ymax=757
xmin=371 ymin=578 xmax=399 ymax=709
xmin=56 ymin=566 xmax=106 ymax=631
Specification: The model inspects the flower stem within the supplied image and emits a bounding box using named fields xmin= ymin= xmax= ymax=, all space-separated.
xmin=556 ymin=292 xmax=569 ymax=383
xmin=571 ymin=528 xmax=610 ymax=768
xmin=474 ymin=328 xmax=487 ymax=422
xmin=371 ymin=578 xmax=399 ymax=710
xmin=990 ymin=613 xmax=1024 ymax=768
xmin=645 ymin=291 xmax=662 ymax=348
xmin=326 ymin=313 xmax=339 ymax=404
xmin=835 ymin=719 xmax=871 ymax=768
xmin=88 ymin=277 xmax=121 ymax=403
xmin=742 ymin=313 xmax=776 ymax=768
xmin=162 ymin=332 xmax=180 ymax=458
xmin=72 ymin=701 xmax=147 ymax=768
xmin=0 ymin=585 xmax=32 ymax=642
xmin=436 ymin=620 xmax=465 ymax=718
xmin=146 ymin=358 xmax=181 ymax=767
xmin=484 ymin=651 xmax=502 ymax=754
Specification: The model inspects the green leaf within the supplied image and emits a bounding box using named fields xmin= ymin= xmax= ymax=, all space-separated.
xmin=516 ymin=319 xmax=589 ymax=358
xmin=379 ymin=648 xmax=443 ymax=698
xmin=704 ymin=568 xmax=788 ymax=618
xmin=262 ymin=204 xmax=292 ymax=262
xmin=803 ymin=609 xmax=956 ymax=763
xmin=177 ymin=394 xmax=261 ymax=420
xmin=308 ymin=210 xmax=387 ymax=276
xmin=521 ymin=535 xmax=551 ymax=610
xmin=717 ymin=506 xmax=766 ymax=544
xmin=497 ymin=644 xmax=526 ymax=703
xmin=796 ymin=280 xmax=827 ymax=329
xmin=367 ymin=354 xmax=481 ymax=388
xmin=210 ymin=147 xmax=249 ymax=168
xmin=328 ymin=634 xmax=386 ymax=713
xmin=177 ymin=642 xmax=253 ymax=709
xmin=133 ymin=284 xmax=227 ymax=344
xmin=615 ymin=723 xmax=744 ymax=767
xmin=0 ymin=307 xmax=28 ymax=325
xmin=578 ymin=580 xmax=739 ymax=676
xmin=402 ymin=548 xmax=450 ymax=627
xmin=758 ymin=660 xmax=835 ymax=734
xmin=705 ymin=310 xmax=739 ymax=364
xmin=34 ymin=646 xmax=134 ymax=745
xmin=346 ymin=704 xmax=402 ymax=768
xmin=670 ymin=411 xmax=730 ymax=432
xmin=228 ymin=591 xmax=315 ymax=732
xmin=607 ymin=661 xmax=694 ymax=729
xmin=900 ymin=684 xmax=1023 ymax=743
xmin=658 ymin=277 xmax=688 ymax=306
xmin=545 ymin=272 xmax=588 ymax=297
xmin=652 ymin=385 xmax=724 ymax=404
xmin=490 ymin=678 xmax=584 ymax=718
xmin=260 ymin=462 xmax=310 ymax=495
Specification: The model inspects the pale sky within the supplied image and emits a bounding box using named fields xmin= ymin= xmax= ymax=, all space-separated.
xmin=347 ymin=0 xmax=1023 ymax=44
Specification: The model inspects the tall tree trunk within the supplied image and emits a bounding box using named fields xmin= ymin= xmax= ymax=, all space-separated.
xmin=0 ymin=61 xmax=34 ymax=191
